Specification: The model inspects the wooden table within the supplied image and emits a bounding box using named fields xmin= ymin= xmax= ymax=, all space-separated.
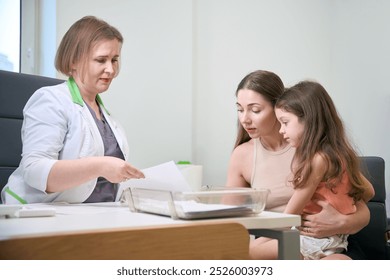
xmin=0 ymin=202 xmax=300 ymax=259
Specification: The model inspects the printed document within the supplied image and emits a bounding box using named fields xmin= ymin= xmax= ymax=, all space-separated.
xmin=115 ymin=161 xmax=191 ymax=201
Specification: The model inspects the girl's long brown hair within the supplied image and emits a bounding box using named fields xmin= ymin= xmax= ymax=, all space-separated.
xmin=275 ymin=81 xmax=365 ymax=201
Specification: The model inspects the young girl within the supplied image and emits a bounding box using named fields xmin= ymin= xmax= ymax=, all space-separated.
xmin=250 ymin=80 xmax=374 ymax=260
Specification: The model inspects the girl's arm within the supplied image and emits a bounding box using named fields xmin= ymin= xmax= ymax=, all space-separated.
xmin=299 ymin=166 xmax=373 ymax=237
xmin=284 ymin=154 xmax=327 ymax=215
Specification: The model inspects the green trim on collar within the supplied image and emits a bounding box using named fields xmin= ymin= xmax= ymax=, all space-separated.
xmin=96 ymin=95 xmax=110 ymax=115
xmin=67 ymin=77 xmax=84 ymax=106
xmin=4 ymin=187 xmax=27 ymax=204
xmin=67 ymin=77 xmax=110 ymax=115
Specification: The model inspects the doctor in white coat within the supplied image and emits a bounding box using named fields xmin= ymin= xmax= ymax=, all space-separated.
xmin=1 ymin=16 xmax=144 ymax=204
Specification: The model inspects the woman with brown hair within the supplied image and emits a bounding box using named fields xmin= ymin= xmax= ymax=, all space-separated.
xmin=226 ymin=70 xmax=372 ymax=259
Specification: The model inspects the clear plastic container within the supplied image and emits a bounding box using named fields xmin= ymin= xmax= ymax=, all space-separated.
xmin=123 ymin=187 xmax=269 ymax=220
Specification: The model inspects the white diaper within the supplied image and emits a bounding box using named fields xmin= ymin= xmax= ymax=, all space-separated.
xmin=300 ymin=234 xmax=349 ymax=260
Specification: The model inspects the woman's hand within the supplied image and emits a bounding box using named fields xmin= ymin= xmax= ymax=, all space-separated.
xmin=299 ymin=200 xmax=346 ymax=238
xmin=47 ymin=156 xmax=145 ymax=192
xmin=100 ymin=156 xmax=145 ymax=183
xmin=299 ymin=199 xmax=370 ymax=238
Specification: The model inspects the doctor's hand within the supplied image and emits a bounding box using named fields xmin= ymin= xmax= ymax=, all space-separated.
xmin=101 ymin=156 xmax=145 ymax=183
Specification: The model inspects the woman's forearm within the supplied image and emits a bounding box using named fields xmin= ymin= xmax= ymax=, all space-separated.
xmin=300 ymin=199 xmax=370 ymax=238
xmin=342 ymin=200 xmax=370 ymax=234
xmin=46 ymin=156 xmax=144 ymax=193
xmin=46 ymin=157 xmax=105 ymax=192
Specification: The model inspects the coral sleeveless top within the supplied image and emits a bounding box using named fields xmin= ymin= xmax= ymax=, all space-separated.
xmin=303 ymin=172 xmax=356 ymax=215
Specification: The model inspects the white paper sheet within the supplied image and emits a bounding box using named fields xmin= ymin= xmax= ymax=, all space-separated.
xmin=115 ymin=161 xmax=191 ymax=201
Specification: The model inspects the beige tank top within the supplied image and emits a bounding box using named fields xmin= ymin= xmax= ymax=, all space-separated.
xmin=251 ymin=138 xmax=295 ymax=212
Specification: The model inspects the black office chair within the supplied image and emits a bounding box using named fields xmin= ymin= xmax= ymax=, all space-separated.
xmin=0 ymin=70 xmax=64 ymax=198
xmin=347 ymin=156 xmax=390 ymax=259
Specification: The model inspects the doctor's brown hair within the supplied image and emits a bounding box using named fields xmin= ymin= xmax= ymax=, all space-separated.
xmin=55 ymin=16 xmax=123 ymax=79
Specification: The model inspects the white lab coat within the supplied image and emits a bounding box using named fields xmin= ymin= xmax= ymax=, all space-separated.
xmin=1 ymin=82 xmax=129 ymax=204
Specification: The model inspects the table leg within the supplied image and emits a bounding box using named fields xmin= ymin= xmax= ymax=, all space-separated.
xmin=249 ymin=228 xmax=300 ymax=260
